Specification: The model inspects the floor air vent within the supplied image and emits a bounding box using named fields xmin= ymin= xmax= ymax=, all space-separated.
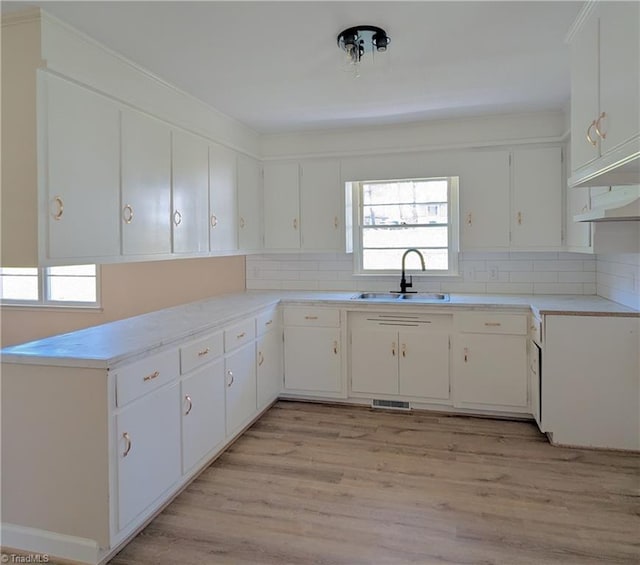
xmin=371 ymin=399 xmax=411 ymax=411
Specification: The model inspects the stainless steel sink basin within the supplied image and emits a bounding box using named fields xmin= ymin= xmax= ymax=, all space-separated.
xmin=352 ymin=292 xmax=449 ymax=302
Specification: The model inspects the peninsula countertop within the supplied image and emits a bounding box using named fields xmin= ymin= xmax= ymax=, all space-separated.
xmin=1 ymin=291 xmax=637 ymax=369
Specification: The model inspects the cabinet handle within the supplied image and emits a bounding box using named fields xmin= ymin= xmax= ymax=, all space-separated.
xmin=227 ymin=370 xmax=234 ymax=387
xmin=401 ymin=343 xmax=406 ymax=358
xmin=122 ymin=432 xmax=132 ymax=457
xmin=464 ymin=347 xmax=469 ymax=363
xmin=123 ymin=204 xmax=134 ymax=224
xmin=236 ymin=332 xmax=246 ymax=339
xmin=143 ymin=370 xmax=160 ymax=382
xmin=333 ymin=341 xmax=338 ymax=355
xmin=517 ymin=211 xmax=522 ymax=225
xmin=392 ymin=341 xmax=396 ymax=357
xmin=52 ymin=196 xmax=64 ymax=220
xmin=594 ymin=111 xmax=607 ymax=140
xmin=184 ymin=395 xmax=193 ymax=416
xmin=484 ymin=322 xmax=502 ymax=327
xmin=334 ymin=216 xmax=339 ymax=229
xmin=197 ymin=347 xmax=210 ymax=357
xmin=466 ymin=212 xmax=472 ymax=226
xmin=258 ymin=351 xmax=264 ymax=366
xmin=239 ymin=217 xmax=245 ymax=228
xmin=173 ymin=210 xmax=182 ymax=226
xmin=586 ymin=120 xmax=598 ymax=146
xmin=304 ymin=315 xmax=318 ymax=320
xmin=211 ymin=214 xmax=218 ymax=228
xmin=265 ymin=319 xmax=273 ymax=326
xmin=293 ymin=218 xmax=298 ymax=230
xmin=581 ymin=205 xmax=589 ymax=213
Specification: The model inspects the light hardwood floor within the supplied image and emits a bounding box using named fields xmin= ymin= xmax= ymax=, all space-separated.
xmin=110 ymin=401 xmax=640 ymax=565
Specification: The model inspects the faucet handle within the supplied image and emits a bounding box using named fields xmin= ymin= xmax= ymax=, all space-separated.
xmin=406 ymin=275 xmax=413 ymax=289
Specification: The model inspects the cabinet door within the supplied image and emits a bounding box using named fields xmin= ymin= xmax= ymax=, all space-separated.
xmin=44 ymin=74 xmax=120 ymax=260
xmin=181 ymin=359 xmax=225 ymax=474
xmin=172 ymin=130 xmax=209 ymax=254
xmin=459 ymin=151 xmax=510 ymax=250
xmin=263 ymin=162 xmax=300 ymax=249
xmin=116 ymin=382 xmax=181 ymax=530
xmin=237 ymin=154 xmax=262 ymax=251
xmin=453 ymin=334 xmax=527 ymax=408
xmin=225 ymin=342 xmax=257 ymax=437
xmin=284 ymin=327 xmax=341 ymax=393
xmin=350 ymin=328 xmax=398 ymax=395
xmin=570 ymin=9 xmax=600 ymax=171
xmin=399 ymin=331 xmax=450 ymax=400
xmin=300 ymin=160 xmax=342 ymax=251
xmin=566 ymin=185 xmax=592 ymax=252
xmin=257 ymin=328 xmax=283 ymax=410
xmin=511 ymin=147 xmax=562 ymax=249
xmin=209 ymin=143 xmax=238 ymax=253
xmin=121 ymin=109 xmax=171 ymax=255
xmin=599 ymin=1 xmax=640 ymax=154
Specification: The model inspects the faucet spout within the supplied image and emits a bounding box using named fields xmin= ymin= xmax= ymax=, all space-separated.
xmin=399 ymin=248 xmax=426 ymax=293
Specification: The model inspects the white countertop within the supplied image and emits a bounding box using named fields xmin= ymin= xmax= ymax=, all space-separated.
xmin=1 ymin=291 xmax=637 ymax=369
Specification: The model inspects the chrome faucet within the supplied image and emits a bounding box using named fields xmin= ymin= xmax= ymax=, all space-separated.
xmin=397 ymin=248 xmax=426 ymax=293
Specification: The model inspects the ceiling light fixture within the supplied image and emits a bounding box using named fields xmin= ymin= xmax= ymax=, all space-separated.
xmin=337 ymin=25 xmax=390 ymax=77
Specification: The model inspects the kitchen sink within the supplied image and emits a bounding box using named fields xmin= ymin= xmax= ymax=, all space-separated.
xmin=352 ymin=292 xmax=449 ymax=302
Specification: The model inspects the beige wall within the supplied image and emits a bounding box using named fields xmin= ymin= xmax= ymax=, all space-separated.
xmin=1 ymin=256 xmax=246 ymax=347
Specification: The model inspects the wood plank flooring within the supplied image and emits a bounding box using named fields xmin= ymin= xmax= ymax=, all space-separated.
xmin=109 ymin=401 xmax=640 ymax=565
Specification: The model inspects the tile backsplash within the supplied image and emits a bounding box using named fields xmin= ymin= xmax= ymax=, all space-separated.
xmin=246 ymin=252 xmax=597 ymax=295
xmin=596 ymin=253 xmax=640 ymax=309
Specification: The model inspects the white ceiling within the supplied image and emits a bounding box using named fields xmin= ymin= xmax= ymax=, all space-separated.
xmin=3 ymin=1 xmax=583 ymax=134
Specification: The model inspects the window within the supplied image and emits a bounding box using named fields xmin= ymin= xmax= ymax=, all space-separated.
xmin=352 ymin=177 xmax=459 ymax=275
xmin=0 ymin=265 xmax=99 ymax=306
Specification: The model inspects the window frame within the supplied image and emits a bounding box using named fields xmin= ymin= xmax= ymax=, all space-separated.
xmin=350 ymin=176 xmax=460 ymax=277
xmin=0 ymin=265 xmax=101 ymax=308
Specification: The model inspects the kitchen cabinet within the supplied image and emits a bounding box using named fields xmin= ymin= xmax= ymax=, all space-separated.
xmin=43 ymin=73 xmax=121 ymax=261
xmin=452 ymin=312 xmax=528 ymax=411
xmin=283 ymin=307 xmax=343 ymax=397
xmin=121 ymin=108 xmax=172 ymax=256
xmin=568 ymin=1 xmax=640 ymax=187
xmin=225 ymin=342 xmax=257 ymax=437
xmin=237 ymin=154 xmax=262 ymax=252
xmin=300 ymin=160 xmax=343 ymax=251
xmin=181 ymin=359 xmax=225 ymax=474
xmin=510 ymin=147 xmax=562 ymax=249
xmin=564 ymin=148 xmax=593 ymax=253
xmin=171 ymin=129 xmax=209 ymax=255
xmin=256 ymin=308 xmax=283 ymax=410
xmin=350 ymin=312 xmax=450 ymax=400
xmin=542 ymin=314 xmax=639 ymax=450
xmin=209 ymin=143 xmax=238 ymax=253
xmin=116 ymin=381 xmax=181 ymax=531
xmin=263 ymin=161 xmax=300 ymax=249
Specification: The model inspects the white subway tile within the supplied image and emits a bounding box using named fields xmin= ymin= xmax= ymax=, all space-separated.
xmin=247 ymin=280 xmax=282 ymax=290
xmin=492 ymin=261 xmax=533 ymax=272
xmin=510 ymin=271 xmax=558 ymax=283
xmin=533 ymin=283 xmax=585 ymax=294
xmin=485 ymin=282 xmax=533 ymax=294
xmin=510 ymin=252 xmax=558 ymax=260
xmin=474 ymin=271 xmax=510 ymax=283
xmin=558 ymin=271 xmax=596 ymax=283
xmin=583 ymin=283 xmax=597 ymax=295
xmin=299 ymin=270 xmax=337 ymax=281
xmin=441 ymin=282 xmax=487 ymax=293
xmin=284 ymin=280 xmax=319 ymax=290
xmin=533 ymin=260 xmax=585 ymax=271
xmin=320 ymin=281 xmax=358 ymax=291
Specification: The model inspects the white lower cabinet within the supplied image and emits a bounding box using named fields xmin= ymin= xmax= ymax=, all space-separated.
xmin=452 ymin=312 xmax=528 ymax=411
xmin=350 ymin=312 xmax=451 ymax=401
xmin=257 ymin=326 xmax=283 ymax=410
xmin=116 ymin=382 xmax=181 ymax=531
xmin=225 ymin=342 xmax=257 ymax=436
xmin=181 ymin=359 xmax=225 ymax=474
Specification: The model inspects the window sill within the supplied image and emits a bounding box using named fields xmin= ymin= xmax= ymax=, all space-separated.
xmin=0 ymin=303 xmax=103 ymax=312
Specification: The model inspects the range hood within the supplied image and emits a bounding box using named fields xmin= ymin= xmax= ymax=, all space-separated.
xmin=574 ymin=194 xmax=640 ymax=222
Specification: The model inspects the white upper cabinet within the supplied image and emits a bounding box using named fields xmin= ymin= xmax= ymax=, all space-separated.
xmin=121 ymin=109 xmax=172 ymax=256
xmin=263 ymin=161 xmax=300 ymax=250
xmin=459 ymin=151 xmax=511 ymax=250
xmin=300 ymin=160 xmax=342 ymax=251
xmin=237 ymin=154 xmax=262 ymax=252
xmin=209 ymin=143 xmax=238 ymax=253
xmin=43 ymin=74 xmax=121 ymax=261
xmin=568 ymin=1 xmax=640 ymax=186
xmin=171 ymin=129 xmax=209 ymax=255
xmin=511 ymin=147 xmax=562 ymax=249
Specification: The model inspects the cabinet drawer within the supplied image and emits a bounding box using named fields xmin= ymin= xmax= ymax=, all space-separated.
xmin=256 ymin=307 xmax=279 ymax=336
xmin=284 ymin=307 xmax=340 ymax=327
xmin=224 ymin=318 xmax=256 ymax=352
xmin=455 ymin=312 xmax=527 ymax=335
xmin=180 ymin=332 xmax=223 ymax=374
xmin=115 ymin=349 xmax=180 ymax=407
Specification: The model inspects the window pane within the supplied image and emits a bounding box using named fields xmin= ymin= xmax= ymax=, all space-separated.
xmin=362 ymin=248 xmax=449 ymax=271
xmin=0 ymin=267 xmax=38 ymax=276
xmin=363 ymin=226 xmax=449 ymax=248
xmin=48 ymin=265 xmax=96 ymax=276
xmin=48 ymin=276 xmax=97 ymax=302
xmin=362 ymin=180 xmax=447 ymax=206
xmin=0 ymin=272 xmax=39 ymax=300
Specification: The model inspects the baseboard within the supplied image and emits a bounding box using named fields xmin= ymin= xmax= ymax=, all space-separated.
xmin=0 ymin=524 xmax=104 ymax=565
